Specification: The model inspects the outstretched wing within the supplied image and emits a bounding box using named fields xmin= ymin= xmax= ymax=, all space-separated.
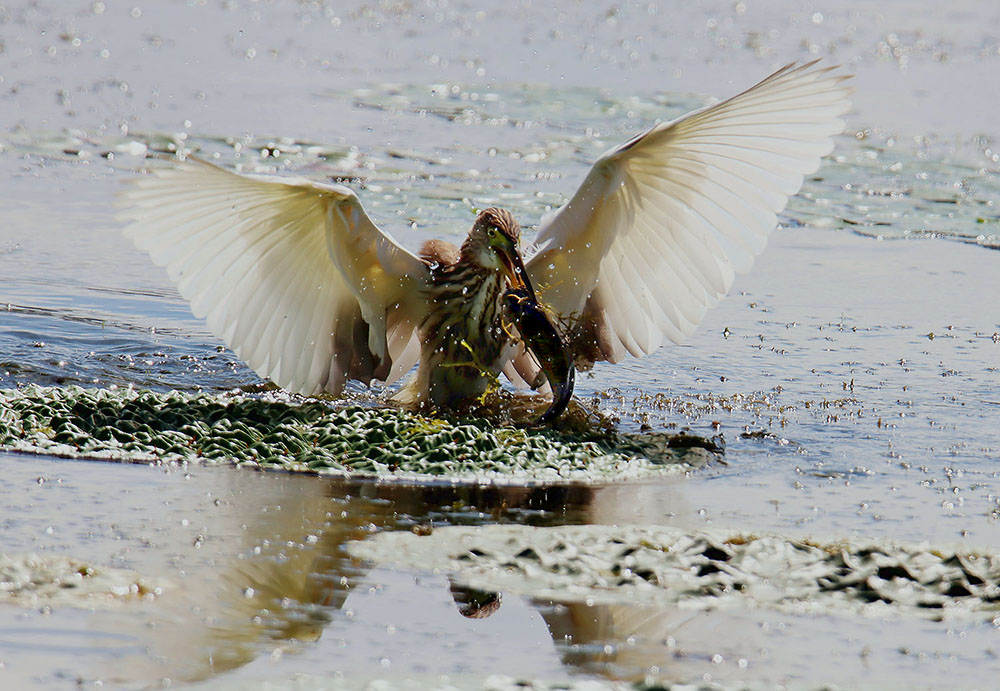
xmin=117 ymin=157 xmax=429 ymax=396
xmin=524 ymin=61 xmax=852 ymax=366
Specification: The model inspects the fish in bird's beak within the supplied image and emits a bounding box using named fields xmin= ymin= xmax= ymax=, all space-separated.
xmin=503 ymin=287 xmax=575 ymax=424
xmin=498 ymin=248 xmax=538 ymax=303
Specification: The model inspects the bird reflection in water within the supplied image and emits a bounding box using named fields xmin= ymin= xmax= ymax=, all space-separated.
xmin=109 ymin=476 xmax=600 ymax=684
xmin=449 ymin=583 xmax=503 ymax=620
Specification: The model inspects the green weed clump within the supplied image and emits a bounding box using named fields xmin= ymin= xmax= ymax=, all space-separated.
xmin=0 ymin=386 xmax=712 ymax=482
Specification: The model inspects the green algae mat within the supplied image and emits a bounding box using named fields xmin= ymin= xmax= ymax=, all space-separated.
xmin=349 ymin=524 xmax=1000 ymax=622
xmin=0 ymin=386 xmax=718 ymax=482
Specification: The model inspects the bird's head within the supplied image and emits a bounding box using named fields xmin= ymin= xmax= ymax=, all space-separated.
xmin=465 ymin=207 xmax=537 ymax=301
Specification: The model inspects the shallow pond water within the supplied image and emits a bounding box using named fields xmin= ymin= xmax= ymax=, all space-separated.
xmin=2 ymin=1 xmax=1000 ymax=688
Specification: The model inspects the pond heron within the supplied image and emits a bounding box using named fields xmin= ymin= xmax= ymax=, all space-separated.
xmin=118 ymin=61 xmax=852 ymax=410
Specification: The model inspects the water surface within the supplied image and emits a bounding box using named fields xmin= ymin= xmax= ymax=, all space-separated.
xmin=2 ymin=0 xmax=1000 ymax=688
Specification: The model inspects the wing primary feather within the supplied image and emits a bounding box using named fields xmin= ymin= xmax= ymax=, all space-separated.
xmin=629 ymin=171 xmax=749 ymax=289
xmin=280 ymin=251 xmax=330 ymax=393
xmin=621 ymin=217 xmax=704 ymax=336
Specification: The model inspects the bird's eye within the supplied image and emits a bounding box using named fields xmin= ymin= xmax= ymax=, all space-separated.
xmin=488 ymin=227 xmax=498 ymax=238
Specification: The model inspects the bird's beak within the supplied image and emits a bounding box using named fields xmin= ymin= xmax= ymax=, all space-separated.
xmin=500 ymin=249 xmax=538 ymax=303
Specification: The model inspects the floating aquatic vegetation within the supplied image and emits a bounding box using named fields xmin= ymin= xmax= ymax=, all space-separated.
xmin=0 ymin=386 xmax=718 ymax=482
xmin=10 ymin=81 xmax=998 ymax=255
xmin=349 ymin=524 xmax=1000 ymax=621
xmin=787 ymin=133 xmax=1000 ymax=245
xmin=0 ymin=552 xmax=162 ymax=609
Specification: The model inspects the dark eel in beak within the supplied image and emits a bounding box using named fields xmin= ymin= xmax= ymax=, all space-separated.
xmin=503 ymin=287 xmax=575 ymax=424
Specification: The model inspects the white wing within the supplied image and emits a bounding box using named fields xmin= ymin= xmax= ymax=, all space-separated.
xmin=117 ymin=157 xmax=429 ymax=396
xmin=524 ymin=61 xmax=852 ymax=366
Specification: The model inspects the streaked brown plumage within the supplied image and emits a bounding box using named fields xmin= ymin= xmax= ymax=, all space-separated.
xmin=407 ymin=208 xmax=531 ymax=409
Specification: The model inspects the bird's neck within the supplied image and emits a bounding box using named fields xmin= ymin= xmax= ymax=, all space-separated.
xmin=458 ymin=233 xmax=502 ymax=273
xmin=413 ymin=241 xmax=514 ymax=408
xmin=427 ymin=261 xmax=504 ymax=307
xmin=422 ymin=257 xmax=508 ymax=355
xmin=419 ymin=263 xmax=508 ymax=399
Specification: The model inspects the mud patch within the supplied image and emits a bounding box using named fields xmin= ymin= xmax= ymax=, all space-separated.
xmin=349 ymin=525 xmax=1000 ymax=621
xmin=0 ymin=553 xmax=162 ymax=609
xmin=187 ymin=673 xmax=651 ymax=691
xmin=0 ymin=386 xmax=717 ymax=482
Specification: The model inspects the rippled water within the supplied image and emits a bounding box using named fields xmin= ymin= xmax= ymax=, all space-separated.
xmin=2 ymin=0 xmax=1000 ymax=688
